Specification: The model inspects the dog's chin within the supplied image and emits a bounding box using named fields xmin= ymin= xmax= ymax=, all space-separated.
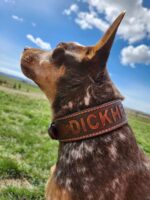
xmin=21 ymin=62 xmax=36 ymax=80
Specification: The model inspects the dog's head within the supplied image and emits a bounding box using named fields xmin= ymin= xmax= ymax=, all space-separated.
xmin=21 ymin=12 xmax=125 ymax=106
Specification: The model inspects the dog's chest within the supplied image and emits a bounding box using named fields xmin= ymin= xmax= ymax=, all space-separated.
xmin=54 ymin=125 xmax=145 ymax=200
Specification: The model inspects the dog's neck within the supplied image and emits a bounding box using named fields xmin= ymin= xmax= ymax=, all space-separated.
xmin=52 ymin=70 xmax=123 ymax=120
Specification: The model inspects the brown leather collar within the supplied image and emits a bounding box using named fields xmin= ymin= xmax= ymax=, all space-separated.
xmin=48 ymin=100 xmax=127 ymax=142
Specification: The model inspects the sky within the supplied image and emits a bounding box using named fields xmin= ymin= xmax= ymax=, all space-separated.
xmin=0 ymin=0 xmax=150 ymax=113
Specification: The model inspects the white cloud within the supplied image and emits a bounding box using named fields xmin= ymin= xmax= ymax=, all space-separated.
xmin=75 ymin=11 xmax=109 ymax=31
xmin=121 ymin=45 xmax=150 ymax=67
xmin=26 ymin=34 xmax=51 ymax=50
xmin=64 ymin=0 xmax=150 ymax=44
xmin=12 ymin=15 xmax=23 ymax=22
xmin=63 ymin=4 xmax=79 ymax=15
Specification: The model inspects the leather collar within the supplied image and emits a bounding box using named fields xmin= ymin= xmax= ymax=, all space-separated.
xmin=48 ymin=100 xmax=127 ymax=142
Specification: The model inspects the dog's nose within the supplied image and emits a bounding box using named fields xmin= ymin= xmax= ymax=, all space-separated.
xmin=24 ymin=47 xmax=30 ymax=52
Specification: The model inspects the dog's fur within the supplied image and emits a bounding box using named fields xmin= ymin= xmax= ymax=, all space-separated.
xmin=21 ymin=12 xmax=150 ymax=200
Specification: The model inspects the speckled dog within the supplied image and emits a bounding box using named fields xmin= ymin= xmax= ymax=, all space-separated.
xmin=21 ymin=12 xmax=150 ymax=200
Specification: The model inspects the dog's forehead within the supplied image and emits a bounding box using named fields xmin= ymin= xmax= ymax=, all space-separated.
xmin=73 ymin=42 xmax=85 ymax=47
xmin=55 ymin=41 xmax=87 ymax=61
xmin=68 ymin=42 xmax=85 ymax=49
xmin=57 ymin=41 xmax=85 ymax=49
xmin=65 ymin=42 xmax=88 ymax=61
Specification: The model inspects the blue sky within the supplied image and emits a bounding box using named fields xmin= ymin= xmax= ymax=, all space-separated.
xmin=0 ymin=0 xmax=150 ymax=113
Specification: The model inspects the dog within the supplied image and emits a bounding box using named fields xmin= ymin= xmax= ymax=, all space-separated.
xmin=21 ymin=12 xmax=150 ymax=200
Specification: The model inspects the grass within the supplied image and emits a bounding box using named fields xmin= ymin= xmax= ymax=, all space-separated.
xmin=0 ymin=75 xmax=150 ymax=199
xmin=0 ymin=85 xmax=58 ymax=199
xmin=128 ymin=114 xmax=150 ymax=155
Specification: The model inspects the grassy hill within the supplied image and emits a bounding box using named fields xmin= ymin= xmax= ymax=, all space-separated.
xmin=0 ymin=74 xmax=40 ymax=93
xmin=0 ymin=75 xmax=150 ymax=199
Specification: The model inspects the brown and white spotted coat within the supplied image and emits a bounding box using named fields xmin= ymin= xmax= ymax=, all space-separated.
xmin=21 ymin=12 xmax=150 ymax=200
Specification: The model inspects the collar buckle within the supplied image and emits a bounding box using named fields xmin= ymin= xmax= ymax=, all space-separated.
xmin=48 ymin=122 xmax=58 ymax=139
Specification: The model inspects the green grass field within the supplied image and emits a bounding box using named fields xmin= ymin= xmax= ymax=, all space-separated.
xmin=0 ymin=75 xmax=150 ymax=200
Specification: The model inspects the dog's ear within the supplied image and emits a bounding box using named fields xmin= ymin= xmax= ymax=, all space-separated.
xmin=88 ymin=11 xmax=125 ymax=70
